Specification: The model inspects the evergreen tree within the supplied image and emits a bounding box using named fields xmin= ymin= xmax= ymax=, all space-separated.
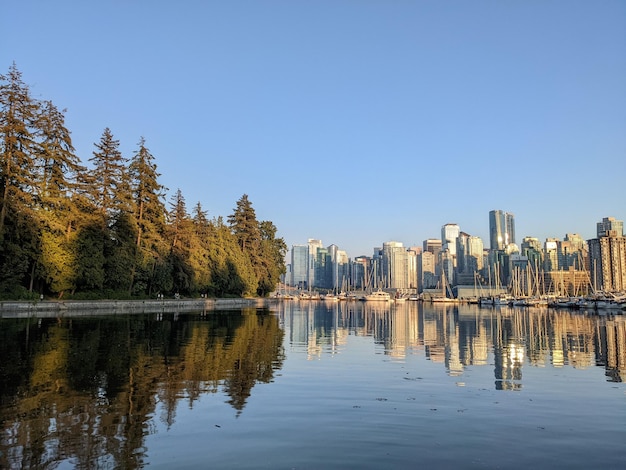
xmin=206 ymin=216 xmax=256 ymax=297
xmin=0 ymin=63 xmax=40 ymax=238
xmin=0 ymin=63 xmax=41 ymax=295
xmin=167 ymin=189 xmax=194 ymax=295
xmin=128 ymin=137 xmax=167 ymax=295
xmin=88 ymin=128 xmax=129 ymax=215
xmin=34 ymin=100 xmax=86 ymax=296
xmin=190 ymin=202 xmax=211 ymax=293
xmin=257 ymin=220 xmax=287 ymax=296
xmin=228 ymin=194 xmax=260 ymax=254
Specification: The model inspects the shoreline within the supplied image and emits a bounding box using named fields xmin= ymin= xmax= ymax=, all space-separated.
xmin=0 ymin=298 xmax=279 ymax=318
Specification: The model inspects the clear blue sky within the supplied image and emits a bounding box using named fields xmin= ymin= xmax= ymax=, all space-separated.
xmin=3 ymin=1 xmax=625 ymax=257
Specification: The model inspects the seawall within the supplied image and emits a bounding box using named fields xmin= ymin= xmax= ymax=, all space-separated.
xmin=0 ymin=298 xmax=279 ymax=318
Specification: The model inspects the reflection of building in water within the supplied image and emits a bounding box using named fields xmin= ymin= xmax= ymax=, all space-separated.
xmin=277 ymin=300 xmax=626 ymax=387
xmin=492 ymin=313 xmax=523 ymax=390
xmin=603 ymin=317 xmax=626 ymax=382
xmin=423 ymin=306 xmax=446 ymax=364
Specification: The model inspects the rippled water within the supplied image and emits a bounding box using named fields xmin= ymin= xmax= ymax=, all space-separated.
xmin=1 ymin=302 xmax=624 ymax=469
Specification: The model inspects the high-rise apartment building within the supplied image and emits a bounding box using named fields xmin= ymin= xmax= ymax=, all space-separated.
xmin=457 ymin=232 xmax=484 ymax=275
xmin=418 ymin=250 xmax=437 ymax=290
xmin=589 ymin=217 xmax=626 ymax=292
xmin=489 ymin=210 xmax=515 ymax=251
xmin=382 ymin=241 xmax=408 ymax=289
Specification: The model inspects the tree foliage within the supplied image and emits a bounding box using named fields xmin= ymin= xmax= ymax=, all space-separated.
xmin=0 ymin=64 xmax=285 ymax=299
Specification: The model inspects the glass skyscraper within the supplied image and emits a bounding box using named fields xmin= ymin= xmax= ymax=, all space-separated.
xmin=489 ymin=210 xmax=515 ymax=251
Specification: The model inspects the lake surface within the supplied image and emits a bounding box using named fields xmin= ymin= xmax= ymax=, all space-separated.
xmin=1 ymin=302 xmax=624 ymax=469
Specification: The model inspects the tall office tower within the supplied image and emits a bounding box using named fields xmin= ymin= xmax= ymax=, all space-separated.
xmin=307 ymin=239 xmax=324 ymax=288
xmin=327 ymin=244 xmax=339 ymax=290
xmin=489 ymin=210 xmax=515 ymax=251
xmin=418 ymin=250 xmax=437 ymax=290
xmin=291 ymin=244 xmax=309 ymax=288
xmin=333 ymin=248 xmax=350 ymax=291
xmin=406 ymin=248 xmax=419 ymax=290
xmin=372 ymin=247 xmax=383 ymax=289
xmin=588 ymin=229 xmax=626 ymax=292
xmin=382 ymin=241 xmax=407 ymax=289
xmin=458 ymin=233 xmax=484 ymax=275
xmin=441 ymin=223 xmax=460 ymax=258
xmin=314 ymin=246 xmax=330 ymax=289
xmin=597 ymin=216 xmax=624 ymax=238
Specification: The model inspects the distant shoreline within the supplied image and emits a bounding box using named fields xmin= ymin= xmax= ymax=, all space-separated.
xmin=0 ymin=298 xmax=278 ymax=318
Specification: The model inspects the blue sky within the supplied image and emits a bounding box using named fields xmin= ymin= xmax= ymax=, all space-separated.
xmin=3 ymin=1 xmax=625 ymax=257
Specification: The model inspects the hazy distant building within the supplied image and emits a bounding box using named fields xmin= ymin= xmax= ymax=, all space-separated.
xmin=457 ymin=232 xmax=484 ymax=275
xmin=423 ymin=239 xmax=442 ymax=259
xmin=441 ymin=224 xmax=460 ymax=260
xmin=351 ymin=256 xmax=369 ymax=289
xmin=558 ymin=234 xmax=587 ymax=271
xmin=597 ymin=216 xmax=623 ymax=238
xmin=544 ymin=238 xmax=559 ymax=273
xmin=521 ymin=237 xmax=543 ymax=270
xmin=489 ymin=210 xmax=515 ymax=251
xmin=322 ymin=244 xmax=349 ymax=291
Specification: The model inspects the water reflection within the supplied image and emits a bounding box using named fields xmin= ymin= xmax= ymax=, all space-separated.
xmin=0 ymin=303 xmax=624 ymax=469
xmin=277 ymin=301 xmax=626 ymax=384
xmin=0 ymin=308 xmax=283 ymax=470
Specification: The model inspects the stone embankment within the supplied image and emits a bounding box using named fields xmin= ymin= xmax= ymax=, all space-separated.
xmin=0 ymin=298 xmax=278 ymax=318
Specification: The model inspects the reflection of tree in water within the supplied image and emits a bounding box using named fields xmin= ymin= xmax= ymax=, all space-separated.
xmin=0 ymin=309 xmax=284 ymax=470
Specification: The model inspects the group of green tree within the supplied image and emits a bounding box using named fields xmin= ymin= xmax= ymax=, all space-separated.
xmin=0 ymin=63 xmax=286 ymax=300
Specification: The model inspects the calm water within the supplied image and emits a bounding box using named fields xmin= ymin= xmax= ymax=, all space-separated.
xmin=0 ymin=302 xmax=624 ymax=469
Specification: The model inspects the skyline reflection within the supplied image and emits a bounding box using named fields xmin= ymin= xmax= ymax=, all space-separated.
xmin=277 ymin=301 xmax=626 ymax=385
xmin=0 ymin=303 xmax=623 ymax=469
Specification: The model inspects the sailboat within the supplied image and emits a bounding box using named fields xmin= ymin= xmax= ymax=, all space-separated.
xmin=431 ymin=270 xmax=458 ymax=303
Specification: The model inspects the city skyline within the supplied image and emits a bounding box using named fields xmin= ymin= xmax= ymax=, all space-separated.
xmin=294 ymin=212 xmax=624 ymax=260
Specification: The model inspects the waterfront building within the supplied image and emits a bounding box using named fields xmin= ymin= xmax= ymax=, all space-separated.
xmin=418 ymin=250 xmax=437 ymax=291
xmin=489 ymin=210 xmax=515 ymax=251
xmin=308 ymin=239 xmax=324 ymax=288
xmin=313 ymin=246 xmax=330 ymax=289
xmin=407 ymin=247 xmax=420 ymax=290
xmin=588 ymin=227 xmax=626 ymax=292
xmin=382 ymin=241 xmax=408 ymax=289
xmin=351 ymin=256 xmax=369 ymax=290
xmin=291 ymin=244 xmax=309 ymax=288
xmin=332 ymin=246 xmax=350 ymax=291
